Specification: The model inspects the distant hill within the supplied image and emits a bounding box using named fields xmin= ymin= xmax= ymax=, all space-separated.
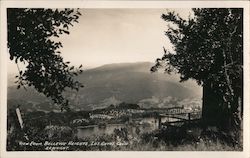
xmin=7 ymin=62 xmax=202 ymax=111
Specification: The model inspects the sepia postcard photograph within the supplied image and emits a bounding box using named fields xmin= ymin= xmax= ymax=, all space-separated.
xmin=0 ymin=1 xmax=249 ymax=158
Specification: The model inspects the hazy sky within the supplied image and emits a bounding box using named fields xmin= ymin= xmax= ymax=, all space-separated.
xmin=8 ymin=8 xmax=192 ymax=73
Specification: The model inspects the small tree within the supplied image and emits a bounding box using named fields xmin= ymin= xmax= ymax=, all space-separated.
xmin=152 ymin=9 xmax=243 ymax=133
xmin=7 ymin=8 xmax=84 ymax=111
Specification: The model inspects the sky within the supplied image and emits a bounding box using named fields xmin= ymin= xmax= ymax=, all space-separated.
xmin=7 ymin=8 xmax=192 ymax=73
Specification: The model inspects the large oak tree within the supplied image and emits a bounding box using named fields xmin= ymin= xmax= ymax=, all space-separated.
xmin=152 ymin=8 xmax=243 ymax=134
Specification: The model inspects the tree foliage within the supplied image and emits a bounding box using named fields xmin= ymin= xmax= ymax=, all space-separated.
xmin=152 ymin=9 xmax=243 ymax=130
xmin=7 ymin=8 xmax=84 ymax=111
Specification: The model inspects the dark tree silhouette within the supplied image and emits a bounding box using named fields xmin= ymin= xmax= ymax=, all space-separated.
xmin=7 ymin=8 xmax=84 ymax=111
xmin=152 ymin=9 xmax=243 ymax=134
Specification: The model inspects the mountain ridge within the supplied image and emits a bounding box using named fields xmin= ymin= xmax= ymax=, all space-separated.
xmin=8 ymin=62 xmax=202 ymax=111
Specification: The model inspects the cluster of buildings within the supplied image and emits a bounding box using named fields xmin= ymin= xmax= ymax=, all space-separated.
xmin=89 ymin=114 xmax=114 ymax=120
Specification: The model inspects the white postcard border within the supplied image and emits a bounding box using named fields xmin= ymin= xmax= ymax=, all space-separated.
xmin=0 ymin=1 xmax=249 ymax=158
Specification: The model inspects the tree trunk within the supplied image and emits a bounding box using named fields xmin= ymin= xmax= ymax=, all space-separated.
xmin=202 ymin=82 xmax=222 ymax=128
xmin=201 ymin=81 xmax=243 ymax=131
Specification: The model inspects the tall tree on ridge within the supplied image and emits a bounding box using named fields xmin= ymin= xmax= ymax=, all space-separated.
xmin=152 ymin=8 xmax=243 ymax=135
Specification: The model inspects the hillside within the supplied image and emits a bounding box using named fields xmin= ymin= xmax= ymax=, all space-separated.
xmin=8 ymin=62 xmax=202 ymax=111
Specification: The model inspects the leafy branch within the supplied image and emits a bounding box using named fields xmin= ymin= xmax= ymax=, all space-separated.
xmin=8 ymin=8 xmax=83 ymax=111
